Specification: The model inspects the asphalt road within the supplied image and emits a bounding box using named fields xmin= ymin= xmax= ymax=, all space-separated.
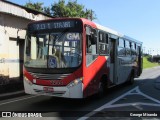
xmin=0 ymin=66 xmax=160 ymax=120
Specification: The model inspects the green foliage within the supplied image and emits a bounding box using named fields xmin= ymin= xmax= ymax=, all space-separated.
xmin=25 ymin=2 xmax=44 ymax=12
xmin=51 ymin=0 xmax=96 ymax=20
xmin=143 ymin=56 xmax=160 ymax=69
xmin=51 ymin=0 xmax=67 ymax=17
xmin=44 ymin=6 xmax=51 ymax=15
xmin=24 ymin=0 xmax=96 ymax=20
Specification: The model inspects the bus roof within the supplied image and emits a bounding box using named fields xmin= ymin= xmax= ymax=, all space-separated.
xmin=80 ymin=18 xmax=142 ymax=44
xmin=94 ymin=22 xmax=142 ymax=44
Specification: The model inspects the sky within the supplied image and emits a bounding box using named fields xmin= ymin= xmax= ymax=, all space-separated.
xmin=8 ymin=0 xmax=160 ymax=55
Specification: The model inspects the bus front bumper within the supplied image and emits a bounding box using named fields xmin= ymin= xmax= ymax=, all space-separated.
xmin=23 ymin=78 xmax=83 ymax=99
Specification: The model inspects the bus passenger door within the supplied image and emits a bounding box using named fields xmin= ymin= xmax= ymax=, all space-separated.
xmin=109 ymin=36 xmax=118 ymax=85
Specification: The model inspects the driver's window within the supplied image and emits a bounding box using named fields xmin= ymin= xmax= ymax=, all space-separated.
xmin=86 ymin=34 xmax=92 ymax=53
xmin=86 ymin=26 xmax=98 ymax=66
xmin=86 ymin=27 xmax=97 ymax=54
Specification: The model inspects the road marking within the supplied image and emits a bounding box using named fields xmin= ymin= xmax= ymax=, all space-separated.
xmin=78 ymin=86 xmax=160 ymax=120
xmin=0 ymin=95 xmax=40 ymax=106
xmin=136 ymin=87 xmax=160 ymax=104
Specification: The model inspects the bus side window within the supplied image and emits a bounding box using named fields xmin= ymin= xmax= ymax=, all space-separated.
xmin=130 ymin=42 xmax=136 ymax=56
xmin=125 ymin=40 xmax=131 ymax=56
xmin=86 ymin=35 xmax=97 ymax=54
xmin=118 ymin=38 xmax=125 ymax=56
xmin=86 ymin=27 xmax=97 ymax=54
xmin=86 ymin=35 xmax=92 ymax=53
xmin=86 ymin=26 xmax=98 ymax=66
xmin=99 ymin=32 xmax=109 ymax=55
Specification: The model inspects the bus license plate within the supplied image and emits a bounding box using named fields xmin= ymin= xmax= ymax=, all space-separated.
xmin=43 ymin=87 xmax=54 ymax=92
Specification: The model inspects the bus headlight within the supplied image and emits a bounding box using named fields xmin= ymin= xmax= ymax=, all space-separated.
xmin=24 ymin=76 xmax=33 ymax=85
xmin=67 ymin=77 xmax=83 ymax=88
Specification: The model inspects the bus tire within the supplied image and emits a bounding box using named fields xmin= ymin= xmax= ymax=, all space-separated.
xmin=97 ymin=76 xmax=108 ymax=98
xmin=96 ymin=81 xmax=104 ymax=98
xmin=128 ymin=71 xmax=134 ymax=85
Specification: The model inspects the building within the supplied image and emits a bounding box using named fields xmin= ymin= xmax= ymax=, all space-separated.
xmin=0 ymin=0 xmax=52 ymax=85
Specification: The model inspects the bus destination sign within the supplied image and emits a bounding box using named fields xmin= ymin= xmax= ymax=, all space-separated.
xmin=30 ymin=21 xmax=75 ymax=31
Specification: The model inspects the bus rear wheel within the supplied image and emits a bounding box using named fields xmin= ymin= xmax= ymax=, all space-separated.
xmin=128 ymin=72 xmax=134 ymax=85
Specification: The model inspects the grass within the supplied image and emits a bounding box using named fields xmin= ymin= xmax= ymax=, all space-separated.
xmin=143 ymin=56 xmax=160 ymax=69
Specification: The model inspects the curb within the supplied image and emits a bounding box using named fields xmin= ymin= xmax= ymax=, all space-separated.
xmin=0 ymin=90 xmax=26 ymax=100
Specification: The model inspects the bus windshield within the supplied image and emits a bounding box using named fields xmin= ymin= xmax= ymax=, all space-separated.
xmin=24 ymin=31 xmax=82 ymax=68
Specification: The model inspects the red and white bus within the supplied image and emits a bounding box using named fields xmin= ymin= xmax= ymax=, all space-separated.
xmin=23 ymin=18 xmax=143 ymax=98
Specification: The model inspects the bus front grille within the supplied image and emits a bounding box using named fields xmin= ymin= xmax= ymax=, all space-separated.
xmin=29 ymin=72 xmax=70 ymax=80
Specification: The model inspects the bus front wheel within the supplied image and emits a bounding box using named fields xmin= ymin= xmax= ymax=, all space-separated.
xmin=97 ymin=80 xmax=107 ymax=98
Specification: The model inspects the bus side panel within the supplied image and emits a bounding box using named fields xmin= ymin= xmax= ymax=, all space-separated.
xmin=117 ymin=56 xmax=130 ymax=84
xmin=83 ymin=56 xmax=108 ymax=97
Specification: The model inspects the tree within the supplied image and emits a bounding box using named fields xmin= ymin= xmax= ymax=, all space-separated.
xmin=24 ymin=0 xmax=96 ymax=20
xmin=25 ymin=1 xmax=44 ymax=12
xmin=44 ymin=6 xmax=52 ymax=15
xmin=51 ymin=0 xmax=96 ymax=20
xmin=51 ymin=0 xmax=67 ymax=17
